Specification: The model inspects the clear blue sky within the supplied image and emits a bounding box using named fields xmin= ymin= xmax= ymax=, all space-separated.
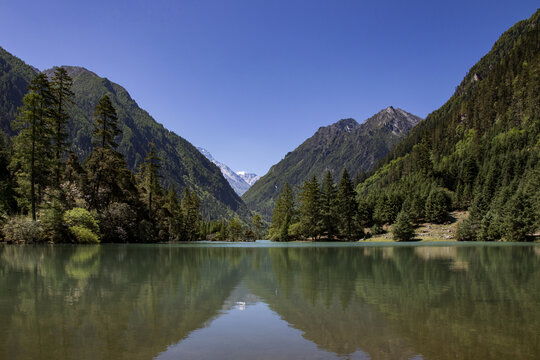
xmin=1 ymin=1 xmax=538 ymax=175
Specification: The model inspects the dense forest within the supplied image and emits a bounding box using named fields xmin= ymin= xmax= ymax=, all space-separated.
xmin=0 ymin=48 xmax=248 ymax=221
xmin=0 ymin=69 xmax=262 ymax=243
xmin=269 ymin=10 xmax=540 ymax=242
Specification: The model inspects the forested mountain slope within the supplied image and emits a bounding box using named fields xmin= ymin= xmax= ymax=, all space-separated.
xmin=243 ymin=107 xmax=421 ymax=219
xmin=0 ymin=48 xmax=247 ymax=220
xmin=357 ymin=9 xmax=540 ymax=241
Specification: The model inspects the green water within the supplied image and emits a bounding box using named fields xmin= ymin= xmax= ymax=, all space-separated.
xmin=1 ymin=242 xmax=539 ymax=359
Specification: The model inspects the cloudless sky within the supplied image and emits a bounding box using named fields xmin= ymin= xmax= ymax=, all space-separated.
xmin=0 ymin=1 xmax=538 ymax=175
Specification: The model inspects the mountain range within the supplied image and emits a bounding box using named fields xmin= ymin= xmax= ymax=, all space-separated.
xmin=0 ymin=48 xmax=248 ymax=220
xmin=242 ymin=107 xmax=422 ymax=219
xmin=197 ymin=147 xmax=259 ymax=196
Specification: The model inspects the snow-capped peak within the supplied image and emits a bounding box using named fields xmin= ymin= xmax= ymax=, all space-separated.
xmin=197 ymin=147 xmax=259 ymax=195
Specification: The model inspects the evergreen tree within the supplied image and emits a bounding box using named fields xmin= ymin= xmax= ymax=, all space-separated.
xmin=251 ymin=213 xmax=265 ymax=239
xmin=393 ymin=210 xmax=415 ymax=241
xmin=425 ymin=187 xmax=449 ymax=223
xmin=297 ymin=176 xmax=322 ymax=239
xmin=140 ymin=142 xmax=162 ymax=218
xmin=181 ymin=188 xmax=201 ymax=241
xmin=88 ymin=96 xmax=121 ymax=208
xmin=337 ymin=168 xmax=358 ymax=239
xmin=502 ymin=191 xmax=536 ymax=241
xmin=320 ymin=171 xmax=338 ymax=239
xmin=163 ymin=185 xmax=183 ymax=241
xmin=10 ymin=74 xmax=54 ymax=220
xmin=0 ymin=132 xmax=16 ymax=216
xmin=356 ymin=198 xmax=372 ymax=229
xmin=269 ymin=182 xmax=296 ymax=241
xmin=218 ymin=219 xmax=229 ymax=241
xmin=50 ymin=67 xmax=74 ymax=188
xmin=93 ymin=95 xmax=120 ymax=149
xmin=228 ymin=216 xmax=243 ymax=241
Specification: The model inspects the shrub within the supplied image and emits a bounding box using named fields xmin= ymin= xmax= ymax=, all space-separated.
xmin=63 ymin=208 xmax=99 ymax=234
xmin=69 ymin=225 xmax=100 ymax=244
xmin=98 ymin=202 xmax=137 ymax=243
xmin=370 ymin=223 xmax=385 ymax=235
xmin=40 ymin=203 xmax=67 ymax=242
xmin=63 ymin=208 xmax=100 ymax=243
xmin=1 ymin=216 xmax=43 ymax=243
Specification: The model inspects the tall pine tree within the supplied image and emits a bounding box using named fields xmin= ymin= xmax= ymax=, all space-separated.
xmin=269 ymin=182 xmax=296 ymax=241
xmin=10 ymin=74 xmax=54 ymax=220
xmin=50 ymin=67 xmax=74 ymax=188
xmin=337 ymin=168 xmax=358 ymax=240
xmin=297 ymin=176 xmax=321 ymax=240
xmin=320 ymin=171 xmax=338 ymax=239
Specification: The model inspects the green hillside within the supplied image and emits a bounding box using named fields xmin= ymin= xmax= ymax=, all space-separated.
xmin=0 ymin=50 xmax=247 ymax=220
xmin=243 ymin=107 xmax=421 ymax=219
xmin=357 ymin=9 xmax=540 ymax=241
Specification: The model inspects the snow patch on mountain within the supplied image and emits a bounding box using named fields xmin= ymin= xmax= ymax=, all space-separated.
xmin=236 ymin=171 xmax=260 ymax=186
xmin=197 ymin=147 xmax=259 ymax=196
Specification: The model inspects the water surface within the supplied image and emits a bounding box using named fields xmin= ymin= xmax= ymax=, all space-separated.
xmin=1 ymin=241 xmax=539 ymax=359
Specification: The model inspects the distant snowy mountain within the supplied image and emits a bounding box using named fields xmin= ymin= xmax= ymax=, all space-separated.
xmin=197 ymin=147 xmax=259 ymax=196
xmin=236 ymin=171 xmax=260 ymax=186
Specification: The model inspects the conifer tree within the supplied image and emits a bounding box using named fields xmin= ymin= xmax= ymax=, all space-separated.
xmin=93 ymin=95 xmax=120 ymax=149
xmin=88 ymin=95 xmax=121 ymax=208
xmin=297 ymin=176 xmax=322 ymax=240
xmin=320 ymin=171 xmax=338 ymax=239
xmin=269 ymin=182 xmax=296 ymax=241
xmin=393 ymin=210 xmax=415 ymax=241
xmin=228 ymin=216 xmax=243 ymax=241
xmin=251 ymin=213 xmax=265 ymax=239
xmin=337 ymin=168 xmax=358 ymax=239
xmin=163 ymin=185 xmax=183 ymax=240
xmin=50 ymin=67 xmax=74 ymax=188
xmin=181 ymin=188 xmax=201 ymax=241
xmin=425 ymin=186 xmax=449 ymax=223
xmin=10 ymin=74 xmax=54 ymax=220
xmin=140 ymin=142 xmax=162 ymax=218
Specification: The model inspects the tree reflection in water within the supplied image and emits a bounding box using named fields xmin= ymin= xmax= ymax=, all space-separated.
xmin=0 ymin=244 xmax=539 ymax=359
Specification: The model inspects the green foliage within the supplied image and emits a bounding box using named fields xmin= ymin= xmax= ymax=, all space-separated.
xmin=228 ymin=216 xmax=243 ymax=241
xmin=93 ymin=95 xmax=120 ymax=150
xmin=40 ymin=200 xmax=67 ymax=242
xmin=320 ymin=171 xmax=338 ymax=238
xmin=297 ymin=176 xmax=322 ymax=239
xmin=63 ymin=208 xmax=100 ymax=243
xmin=50 ymin=67 xmax=74 ymax=187
xmin=1 ymin=216 xmax=43 ymax=243
xmin=63 ymin=207 xmax=99 ymax=234
xmin=456 ymin=218 xmax=478 ymax=242
xmin=69 ymin=225 xmax=99 ymax=244
xmin=425 ymin=187 xmax=449 ymax=224
xmin=392 ymin=210 xmax=415 ymax=241
xmin=502 ymin=191 xmax=536 ymax=241
xmin=356 ymin=10 xmax=540 ymax=242
xmin=269 ymin=182 xmax=296 ymax=241
xmin=0 ymin=53 xmax=248 ymax=221
xmin=10 ymin=74 xmax=54 ymax=220
xmin=337 ymin=168 xmax=359 ymax=240
xmin=181 ymin=188 xmax=202 ymax=241
xmin=251 ymin=213 xmax=265 ymax=239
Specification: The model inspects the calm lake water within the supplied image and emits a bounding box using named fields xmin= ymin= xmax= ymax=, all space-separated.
xmin=1 ymin=241 xmax=539 ymax=359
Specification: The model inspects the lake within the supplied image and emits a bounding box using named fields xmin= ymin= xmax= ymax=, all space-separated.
xmin=1 ymin=241 xmax=539 ymax=359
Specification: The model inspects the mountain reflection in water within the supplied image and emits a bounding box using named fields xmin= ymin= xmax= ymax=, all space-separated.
xmin=0 ymin=243 xmax=539 ymax=360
